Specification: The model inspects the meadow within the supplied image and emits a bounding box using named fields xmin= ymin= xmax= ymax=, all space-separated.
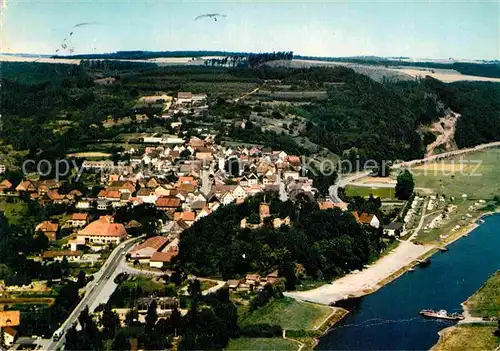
xmin=226 ymin=337 xmax=298 ymax=351
xmin=240 ymin=297 xmax=332 ymax=330
xmin=411 ymin=148 xmax=500 ymax=200
xmin=411 ymin=148 xmax=500 ymax=243
xmin=432 ymin=324 xmax=499 ymax=351
xmin=345 ymin=184 xmax=396 ymax=200
xmin=465 ymin=270 xmax=500 ymax=318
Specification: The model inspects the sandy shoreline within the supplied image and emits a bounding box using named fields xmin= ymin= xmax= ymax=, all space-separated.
xmin=285 ymin=209 xmax=499 ymax=343
xmin=291 ymin=210 xmax=499 ymax=349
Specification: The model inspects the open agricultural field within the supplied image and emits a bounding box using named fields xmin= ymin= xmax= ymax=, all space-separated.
xmin=255 ymin=90 xmax=328 ymax=101
xmin=432 ymin=324 xmax=499 ymax=351
xmin=226 ymin=337 xmax=298 ymax=351
xmin=240 ymin=297 xmax=332 ymax=331
xmin=345 ymin=184 xmax=396 ymax=200
xmin=393 ymin=67 xmax=500 ymax=83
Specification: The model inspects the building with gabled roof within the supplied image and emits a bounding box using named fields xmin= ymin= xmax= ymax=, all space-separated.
xmin=15 ymin=179 xmax=36 ymax=192
xmin=0 ymin=179 xmax=13 ymax=192
xmin=155 ymin=196 xmax=181 ymax=211
xmin=68 ymin=213 xmax=89 ymax=228
xmin=352 ymin=211 xmax=380 ymax=228
xmin=130 ymin=236 xmax=168 ymax=262
xmin=3 ymin=325 xmax=18 ymax=346
xmin=35 ymin=221 xmax=59 ymax=241
xmin=173 ymin=211 xmax=196 ymax=225
xmin=77 ymin=215 xmax=127 ymax=245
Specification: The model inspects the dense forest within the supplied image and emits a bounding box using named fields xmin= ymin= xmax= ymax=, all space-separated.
xmin=1 ymin=62 xmax=500 ymax=168
xmin=53 ymin=50 xmax=500 ymax=78
xmin=175 ymin=192 xmax=385 ymax=282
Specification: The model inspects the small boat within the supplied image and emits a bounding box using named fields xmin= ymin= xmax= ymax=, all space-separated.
xmin=418 ymin=259 xmax=431 ymax=267
xmin=408 ymin=267 xmax=415 ymax=272
xmin=439 ymin=247 xmax=449 ymax=252
xmin=419 ymin=309 xmax=464 ymax=321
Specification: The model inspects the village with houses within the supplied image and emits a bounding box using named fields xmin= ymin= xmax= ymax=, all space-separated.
xmin=3 ymin=42 xmax=498 ymax=350
xmin=0 ymin=90 xmax=411 ymax=349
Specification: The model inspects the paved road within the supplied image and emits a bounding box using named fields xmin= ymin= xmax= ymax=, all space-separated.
xmin=328 ymin=140 xmax=500 ymax=205
xmin=328 ymin=171 xmax=372 ymax=203
xmin=40 ymin=238 xmax=139 ymax=351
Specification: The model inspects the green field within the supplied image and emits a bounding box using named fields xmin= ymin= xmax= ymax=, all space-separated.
xmin=432 ymin=324 xmax=499 ymax=351
xmin=345 ymin=185 xmax=395 ymax=200
xmin=225 ymin=337 xmax=298 ymax=351
xmin=241 ymin=297 xmax=332 ymax=331
xmin=411 ymin=148 xmax=500 ymax=242
xmin=465 ymin=270 xmax=500 ymax=318
xmin=412 ymin=148 xmax=500 ymax=200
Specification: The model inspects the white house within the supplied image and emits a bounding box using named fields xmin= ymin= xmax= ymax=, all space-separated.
xmin=383 ymin=222 xmax=404 ymax=236
xmin=2 ymin=327 xmax=17 ymax=346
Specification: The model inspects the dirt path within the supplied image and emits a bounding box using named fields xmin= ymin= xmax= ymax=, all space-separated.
xmin=234 ymin=87 xmax=260 ymax=102
xmin=426 ymin=112 xmax=460 ymax=157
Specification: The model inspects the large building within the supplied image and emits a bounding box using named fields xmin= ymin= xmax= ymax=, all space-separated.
xmin=130 ymin=236 xmax=168 ymax=263
xmin=77 ymin=215 xmax=127 ymax=245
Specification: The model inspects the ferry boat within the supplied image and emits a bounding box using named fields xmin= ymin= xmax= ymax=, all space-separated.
xmin=419 ymin=309 xmax=464 ymax=321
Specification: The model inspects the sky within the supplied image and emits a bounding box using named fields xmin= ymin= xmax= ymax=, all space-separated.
xmin=2 ymin=0 xmax=499 ymax=60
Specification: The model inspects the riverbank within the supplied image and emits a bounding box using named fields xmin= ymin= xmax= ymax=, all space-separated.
xmin=286 ymin=210 xmax=499 ymax=307
xmin=231 ymin=297 xmax=348 ymax=351
xmin=431 ymin=260 xmax=500 ymax=350
xmin=284 ymin=305 xmax=349 ymax=350
xmin=431 ymin=324 xmax=499 ymax=351
xmin=316 ymin=212 xmax=500 ymax=350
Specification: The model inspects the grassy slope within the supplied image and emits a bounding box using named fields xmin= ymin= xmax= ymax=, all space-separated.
xmin=225 ymin=337 xmax=298 ymax=351
xmin=240 ymin=297 xmax=332 ymax=330
xmin=465 ymin=271 xmax=500 ymax=318
xmin=432 ymin=325 xmax=499 ymax=351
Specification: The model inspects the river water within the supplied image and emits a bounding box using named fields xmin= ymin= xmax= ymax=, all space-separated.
xmin=317 ymin=213 xmax=500 ymax=350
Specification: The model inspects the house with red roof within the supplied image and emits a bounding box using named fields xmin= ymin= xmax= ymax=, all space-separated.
xmin=155 ymin=196 xmax=181 ymax=211
xmin=352 ymin=211 xmax=380 ymax=228
xmin=35 ymin=221 xmax=59 ymax=241
xmin=0 ymin=179 xmax=13 ymax=192
xmin=68 ymin=213 xmax=89 ymax=228
xmin=130 ymin=236 xmax=169 ymax=263
xmin=15 ymin=179 xmax=36 ymax=193
xmin=149 ymin=238 xmax=179 ymax=268
xmin=77 ymin=215 xmax=128 ymax=245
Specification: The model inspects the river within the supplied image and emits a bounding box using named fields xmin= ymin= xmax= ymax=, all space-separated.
xmin=317 ymin=213 xmax=500 ymax=350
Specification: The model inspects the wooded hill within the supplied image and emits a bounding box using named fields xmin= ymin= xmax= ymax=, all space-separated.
xmin=1 ymin=62 xmax=499 ymax=168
